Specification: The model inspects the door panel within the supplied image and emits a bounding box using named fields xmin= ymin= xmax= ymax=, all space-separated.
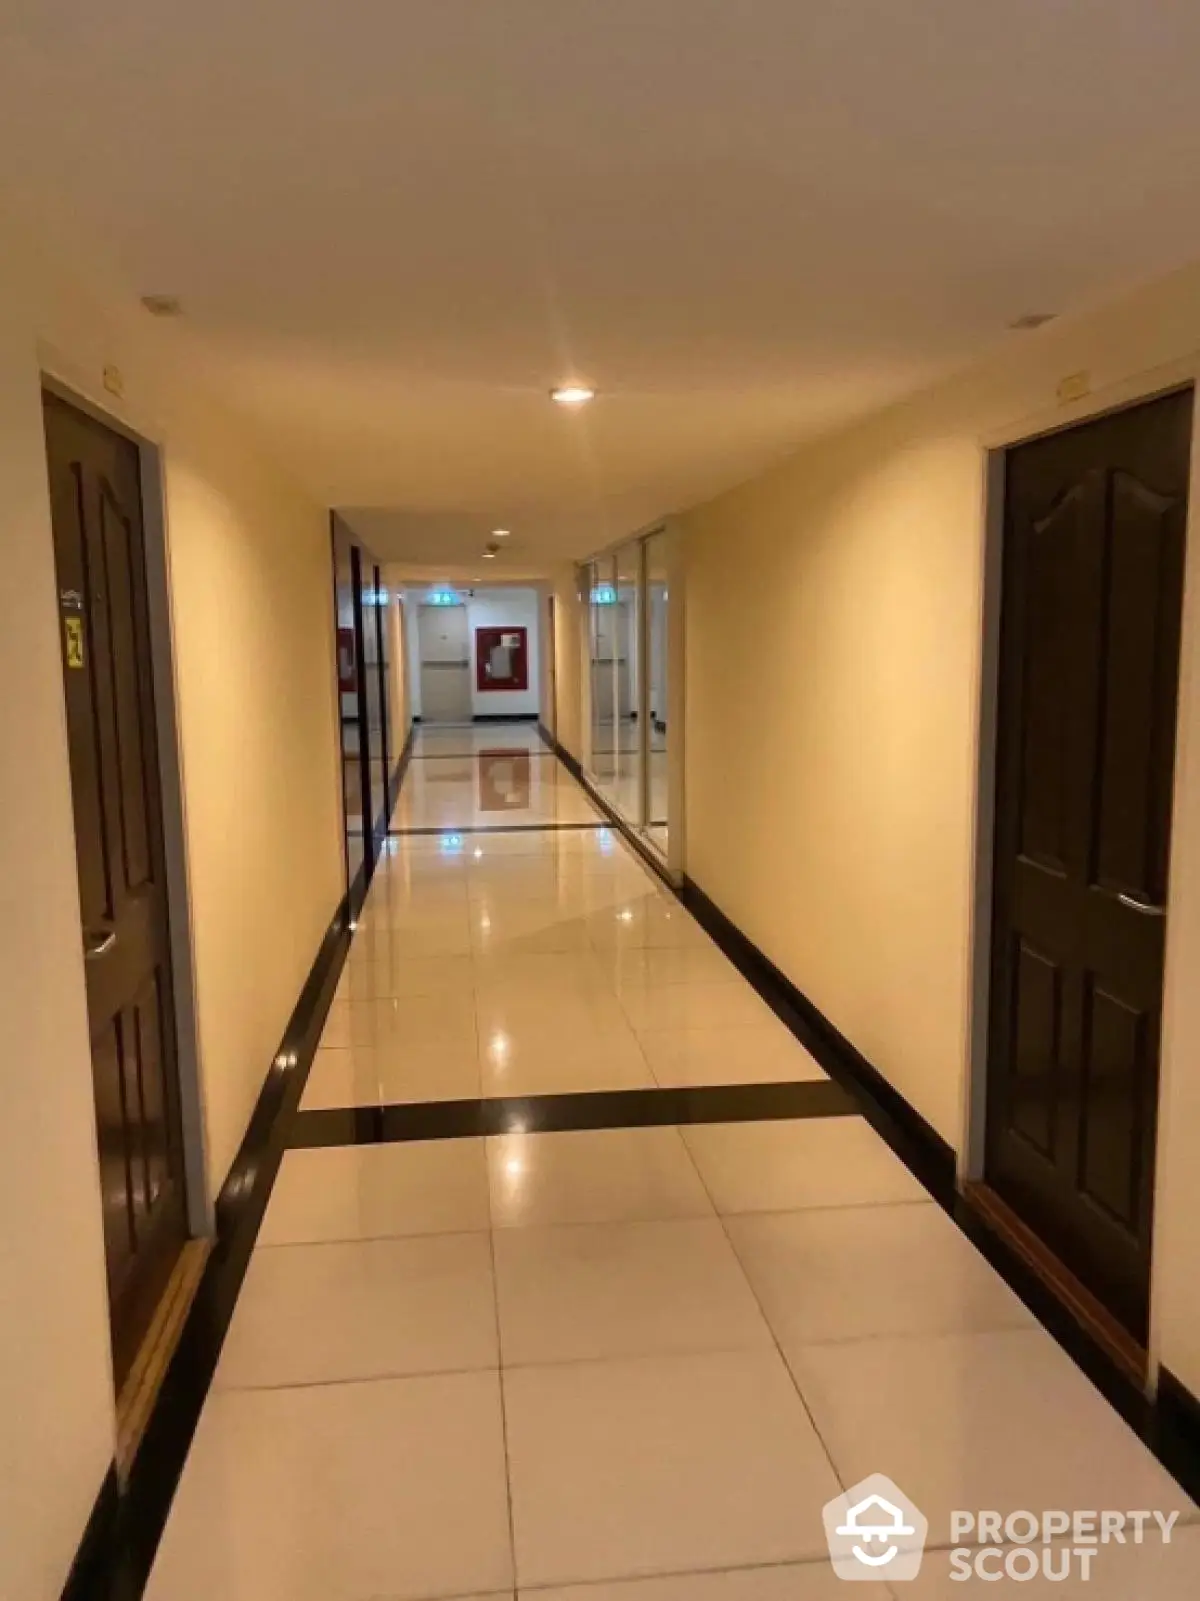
xmin=43 ymin=392 xmax=188 ymax=1388
xmin=418 ymin=604 xmax=472 ymax=722
xmin=986 ymin=388 xmax=1191 ymax=1340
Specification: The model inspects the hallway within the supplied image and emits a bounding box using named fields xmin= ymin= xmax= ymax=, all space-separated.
xmin=141 ymin=725 xmax=1199 ymax=1599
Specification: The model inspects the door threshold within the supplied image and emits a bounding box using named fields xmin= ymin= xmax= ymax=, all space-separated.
xmin=963 ymin=1182 xmax=1147 ymax=1387
xmin=116 ymin=1237 xmax=211 ymax=1479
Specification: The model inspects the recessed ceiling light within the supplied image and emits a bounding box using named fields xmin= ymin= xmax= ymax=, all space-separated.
xmin=1008 ymin=312 xmax=1057 ymax=331
xmin=492 ymin=528 xmax=510 ymax=538
xmin=482 ymin=550 xmax=497 ymax=559
xmin=550 ymin=384 xmax=596 ymax=408
xmin=141 ymin=294 xmax=184 ymax=318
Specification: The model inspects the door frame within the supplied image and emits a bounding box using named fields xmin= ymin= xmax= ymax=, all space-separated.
xmin=41 ymin=371 xmax=212 ymax=1242
xmin=543 ymin=589 xmax=558 ymax=740
xmin=961 ymin=356 xmax=1200 ymax=1379
xmin=576 ymin=517 xmax=686 ymax=881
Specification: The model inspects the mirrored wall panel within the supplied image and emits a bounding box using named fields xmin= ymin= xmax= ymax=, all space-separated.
xmin=645 ymin=530 xmax=670 ymax=857
xmin=581 ymin=527 xmax=672 ymax=862
xmin=589 ymin=554 xmax=618 ymax=804
xmin=613 ymin=539 xmax=643 ymax=825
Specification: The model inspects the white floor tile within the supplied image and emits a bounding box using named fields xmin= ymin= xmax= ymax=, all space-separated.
xmin=494 ymin=1218 xmax=772 ymax=1365
xmin=617 ymin=982 xmax=783 ymax=1036
xmin=726 ymin=1202 xmax=1032 ymax=1347
xmin=347 ymin=921 xmax=474 ymax=957
xmin=525 ymin=1563 xmax=890 ymax=1599
xmin=471 ymin=951 xmax=610 ymax=989
xmin=259 ymin=1140 xmax=490 ymax=1244
xmin=682 ymin=1118 xmax=928 ymax=1212
xmin=144 ymin=1373 xmax=513 ymax=1601
xmin=504 ymin=1349 xmax=843 ymax=1586
xmin=598 ymin=934 xmax=739 ymax=986
xmin=333 ymin=953 xmax=475 ymax=1002
xmin=640 ymin=1026 xmax=827 ymax=1086
xmin=488 ymin=1127 xmax=714 ymax=1228
xmin=473 ymin=905 xmax=596 ymax=957
xmin=318 ymin=994 xmax=477 ymax=1051
xmin=215 ymin=1233 xmax=497 ymax=1387
xmin=907 ymin=1527 xmax=1200 ymax=1596
xmin=788 ymin=1329 xmax=1197 ymax=1549
xmin=301 ymin=1043 xmax=481 ymax=1107
xmin=585 ymin=901 xmax=707 ymax=950
xmin=479 ymin=1022 xmax=653 ymax=1097
xmin=475 ymin=984 xmax=632 ymax=1038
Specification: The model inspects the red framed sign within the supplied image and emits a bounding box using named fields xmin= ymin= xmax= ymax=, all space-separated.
xmin=476 ymin=625 xmax=528 ymax=692
xmin=337 ymin=627 xmax=358 ymax=692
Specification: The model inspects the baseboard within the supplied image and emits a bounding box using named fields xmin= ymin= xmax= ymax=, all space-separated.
xmin=60 ymin=1467 xmax=120 ymax=1601
xmin=541 ymin=724 xmax=583 ymax=783
xmin=528 ymin=723 xmax=1200 ymax=1502
xmin=674 ymin=872 xmax=1200 ymax=1499
xmin=1155 ymin=1370 xmax=1200 ymax=1497
xmin=387 ymin=722 xmax=416 ymax=814
xmin=678 ymin=875 xmax=957 ymax=1206
xmin=472 ymin=712 xmax=539 ymax=722
xmin=63 ymin=738 xmax=418 ymax=1599
xmin=98 ymin=887 xmax=353 ymax=1597
xmin=535 ymin=725 xmax=675 ymax=891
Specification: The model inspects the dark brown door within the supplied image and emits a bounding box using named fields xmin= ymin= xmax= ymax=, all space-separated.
xmin=986 ymin=388 xmax=1192 ymax=1340
xmin=43 ymin=391 xmax=188 ymax=1388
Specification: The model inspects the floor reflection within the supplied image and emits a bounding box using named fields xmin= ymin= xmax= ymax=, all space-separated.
xmin=478 ymin=749 xmax=532 ymax=812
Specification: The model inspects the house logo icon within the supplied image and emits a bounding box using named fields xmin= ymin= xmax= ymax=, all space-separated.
xmin=823 ymin=1474 xmax=928 ymax=1581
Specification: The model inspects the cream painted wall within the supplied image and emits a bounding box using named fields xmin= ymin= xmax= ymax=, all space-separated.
xmin=1 ymin=239 xmax=342 ymax=1598
xmin=679 ymin=257 xmax=1200 ymax=1405
xmin=159 ymin=428 xmax=341 ymax=1188
xmin=0 ymin=286 xmax=116 ymax=1601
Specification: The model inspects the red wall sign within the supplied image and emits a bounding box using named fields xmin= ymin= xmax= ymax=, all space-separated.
xmin=337 ymin=627 xmax=357 ymax=692
xmin=476 ymin=625 xmax=528 ymax=692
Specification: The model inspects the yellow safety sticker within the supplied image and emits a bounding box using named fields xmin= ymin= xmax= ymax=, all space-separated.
xmin=64 ymin=615 xmax=85 ymax=670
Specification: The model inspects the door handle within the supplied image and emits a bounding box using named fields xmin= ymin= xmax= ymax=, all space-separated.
xmin=84 ymin=927 xmax=118 ymax=959
xmin=1116 ymin=893 xmax=1167 ymax=918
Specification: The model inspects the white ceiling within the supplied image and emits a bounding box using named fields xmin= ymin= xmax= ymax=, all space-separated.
xmin=6 ymin=1 xmax=1200 ymax=567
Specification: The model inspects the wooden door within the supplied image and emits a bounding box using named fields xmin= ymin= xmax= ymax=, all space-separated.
xmin=986 ymin=388 xmax=1192 ymax=1340
xmin=43 ymin=392 xmax=188 ymax=1388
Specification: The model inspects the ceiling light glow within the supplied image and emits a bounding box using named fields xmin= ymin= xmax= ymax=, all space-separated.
xmin=550 ymin=384 xmax=596 ymax=408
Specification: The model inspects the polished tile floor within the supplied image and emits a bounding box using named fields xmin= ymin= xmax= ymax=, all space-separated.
xmin=144 ymin=724 xmax=1200 ymax=1599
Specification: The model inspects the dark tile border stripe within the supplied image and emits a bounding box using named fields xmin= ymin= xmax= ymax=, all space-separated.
xmin=389 ymin=820 xmax=607 ymax=837
xmin=472 ymin=712 xmax=539 ymax=722
xmin=291 ymin=1078 xmax=858 ymax=1148
xmin=408 ymin=751 xmax=558 ymax=762
xmin=65 ymin=886 xmax=352 ymax=1599
xmin=1155 ymin=1369 xmax=1200 ymax=1493
xmin=537 ymin=724 xmax=676 ymax=891
xmin=536 ymin=721 xmax=1200 ymax=1500
xmin=677 ymin=876 xmax=957 ymax=1205
xmin=60 ymin=1467 xmax=120 ymax=1601
xmin=676 ymin=875 xmax=1200 ymax=1498
xmin=63 ymin=732 xmax=419 ymax=1600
